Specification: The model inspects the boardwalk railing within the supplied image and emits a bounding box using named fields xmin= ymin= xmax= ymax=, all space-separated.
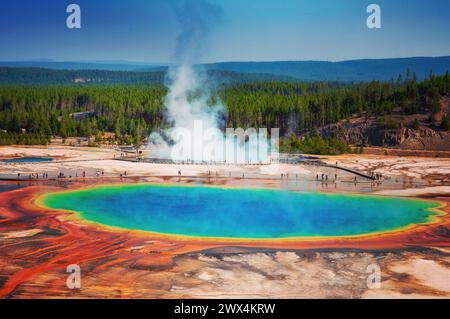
xmin=320 ymin=164 xmax=376 ymax=180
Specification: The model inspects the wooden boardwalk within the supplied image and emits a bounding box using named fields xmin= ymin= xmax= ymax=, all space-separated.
xmin=321 ymin=164 xmax=376 ymax=180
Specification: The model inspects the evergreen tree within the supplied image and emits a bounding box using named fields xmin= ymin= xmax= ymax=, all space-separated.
xmin=441 ymin=114 xmax=450 ymax=131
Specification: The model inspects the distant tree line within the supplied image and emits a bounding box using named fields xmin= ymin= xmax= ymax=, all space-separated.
xmin=0 ymin=68 xmax=166 ymax=85
xmin=280 ymin=134 xmax=352 ymax=155
xmin=0 ymin=132 xmax=50 ymax=146
xmin=0 ymin=67 xmax=295 ymax=86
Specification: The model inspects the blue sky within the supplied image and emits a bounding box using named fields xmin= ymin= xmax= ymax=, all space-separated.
xmin=0 ymin=0 xmax=449 ymax=62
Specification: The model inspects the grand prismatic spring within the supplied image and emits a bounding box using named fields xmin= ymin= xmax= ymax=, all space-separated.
xmin=40 ymin=184 xmax=442 ymax=239
xmin=1 ymin=180 xmax=449 ymax=299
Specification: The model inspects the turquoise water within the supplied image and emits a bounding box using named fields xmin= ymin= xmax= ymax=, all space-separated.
xmin=2 ymin=157 xmax=53 ymax=163
xmin=42 ymin=184 xmax=440 ymax=239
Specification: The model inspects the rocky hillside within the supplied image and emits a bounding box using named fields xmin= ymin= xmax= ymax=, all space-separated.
xmin=319 ymin=97 xmax=450 ymax=151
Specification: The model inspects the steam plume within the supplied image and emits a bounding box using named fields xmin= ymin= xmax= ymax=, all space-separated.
xmin=149 ymin=0 xmax=273 ymax=164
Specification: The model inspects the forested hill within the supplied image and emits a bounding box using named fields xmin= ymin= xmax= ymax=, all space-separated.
xmin=206 ymin=56 xmax=450 ymax=82
xmin=0 ymin=67 xmax=295 ymax=85
xmin=0 ymin=61 xmax=166 ymax=71
xmin=2 ymin=56 xmax=449 ymax=82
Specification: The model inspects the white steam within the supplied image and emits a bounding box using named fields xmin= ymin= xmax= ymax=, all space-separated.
xmin=148 ymin=0 xmax=276 ymax=164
